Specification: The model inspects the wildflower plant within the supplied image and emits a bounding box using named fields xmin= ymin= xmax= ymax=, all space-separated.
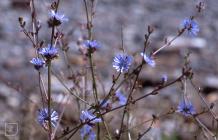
xmin=30 ymin=57 xmax=45 ymax=70
xmin=37 ymin=108 xmax=59 ymax=128
xmin=80 ymin=111 xmax=102 ymax=124
xmin=48 ymin=10 xmax=68 ymax=27
xmin=113 ymin=54 xmax=133 ymax=73
xmin=80 ymin=125 xmax=96 ymax=140
xmin=38 ymin=44 xmax=58 ymax=60
xmin=140 ymin=52 xmax=156 ymax=67
xmin=177 ymin=100 xmax=196 ymax=117
xmin=115 ymin=91 xmax=127 ymax=106
xmin=182 ymin=18 xmax=200 ymax=36
xmin=18 ymin=0 xmax=217 ymax=140
xmin=83 ymin=40 xmax=101 ymax=50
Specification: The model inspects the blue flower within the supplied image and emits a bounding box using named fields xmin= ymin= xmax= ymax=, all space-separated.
xmin=30 ymin=57 xmax=45 ymax=70
xmin=80 ymin=125 xmax=96 ymax=140
xmin=49 ymin=10 xmax=68 ymax=23
xmin=113 ymin=54 xmax=133 ymax=73
xmin=38 ymin=44 xmax=58 ymax=59
xmin=177 ymin=100 xmax=196 ymax=116
xmin=140 ymin=52 xmax=155 ymax=67
xmin=100 ymin=99 xmax=111 ymax=108
xmin=83 ymin=40 xmax=101 ymax=49
xmin=115 ymin=91 xmax=127 ymax=105
xmin=88 ymin=131 xmax=96 ymax=140
xmin=37 ymin=108 xmax=59 ymax=128
xmin=80 ymin=111 xmax=102 ymax=123
xmin=162 ymin=74 xmax=168 ymax=82
xmin=182 ymin=18 xmax=199 ymax=36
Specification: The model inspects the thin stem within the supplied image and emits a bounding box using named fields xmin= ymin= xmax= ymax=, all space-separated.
xmin=58 ymin=71 xmax=186 ymax=140
xmin=88 ymin=52 xmax=99 ymax=104
xmin=52 ymin=94 xmax=70 ymax=140
xmin=98 ymin=72 xmax=121 ymax=109
xmin=194 ymin=116 xmax=216 ymax=139
xmin=190 ymin=80 xmax=217 ymax=119
xmin=51 ymin=69 xmax=92 ymax=106
xmin=51 ymin=26 xmax=55 ymax=46
xmin=47 ymin=60 xmax=52 ymax=140
xmin=117 ymin=31 xmax=151 ymax=140
xmin=83 ymin=0 xmax=92 ymax=39
xmin=30 ymin=0 xmax=38 ymax=48
xmin=152 ymin=29 xmax=185 ymax=56
xmin=117 ymin=69 xmax=141 ymax=139
xmin=137 ymin=119 xmax=154 ymax=140
xmin=38 ymin=72 xmax=45 ymax=108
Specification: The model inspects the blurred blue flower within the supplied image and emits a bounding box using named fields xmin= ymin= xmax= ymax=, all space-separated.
xmin=80 ymin=125 xmax=96 ymax=140
xmin=177 ymin=100 xmax=196 ymax=116
xmin=88 ymin=131 xmax=96 ymax=140
xmin=38 ymin=44 xmax=58 ymax=59
xmin=162 ymin=74 xmax=168 ymax=82
xmin=80 ymin=111 xmax=102 ymax=123
xmin=115 ymin=91 xmax=127 ymax=105
xmin=49 ymin=10 xmax=68 ymax=23
xmin=37 ymin=108 xmax=59 ymax=128
xmin=83 ymin=40 xmax=101 ymax=49
xmin=140 ymin=52 xmax=155 ymax=67
xmin=182 ymin=18 xmax=199 ymax=36
xmin=113 ymin=54 xmax=133 ymax=73
xmin=100 ymin=99 xmax=111 ymax=108
xmin=30 ymin=57 xmax=45 ymax=70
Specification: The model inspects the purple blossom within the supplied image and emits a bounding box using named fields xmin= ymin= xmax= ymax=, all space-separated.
xmin=140 ymin=52 xmax=155 ymax=67
xmin=80 ymin=111 xmax=102 ymax=123
xmin=177 ymin=100 xmax=196 ymax=117
xmin=83 ymin=40 xmax=101 ymax=49
xmin=30 ymin=57 xmax=45 ymax=70
xmin=38 ymin=44 xmax=58 ymax=60
xmin=100 ymin=99 xmax=111 ymax=108
xmin=162 ymin=74 xmax=168 ymax=82
xmin=115 ymin=91 xmax=127 ymax=105
xmin=80 ymin=125 xmax=96 ymax=140
xmin=182 ymin=18 xmax=199 ymax=36
xmin=37 ymin=108 xmax=59 ymax=128
xmin=113 ymin=54 xmax=133 ymax=73
xmin=49 ymin=10 xmax=68 ymax=23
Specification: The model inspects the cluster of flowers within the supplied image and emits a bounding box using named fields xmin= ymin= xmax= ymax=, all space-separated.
xmin=111 ymin=17 xmax=199 ymax=117
xmin=31 ymin=8 xmax=199 ymax=139
xmin=30 ymin=9 xmax=68 ymax=70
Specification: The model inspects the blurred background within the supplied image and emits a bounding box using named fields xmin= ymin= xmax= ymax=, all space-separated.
xmin=0 ymin=0 xmax=218 ymax=139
